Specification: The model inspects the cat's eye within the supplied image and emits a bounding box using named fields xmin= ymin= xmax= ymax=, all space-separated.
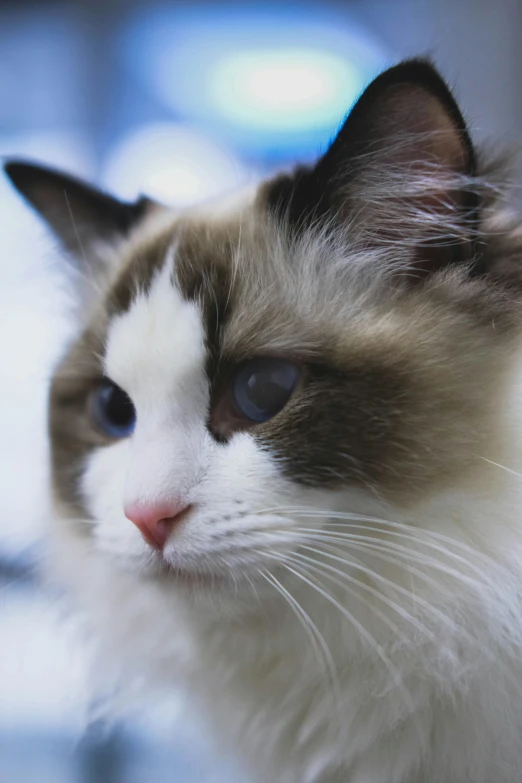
xmin=90 ymin=380 xmax=136 ymax=438
xmin=232 ymin=358 xmax=301 ymax=423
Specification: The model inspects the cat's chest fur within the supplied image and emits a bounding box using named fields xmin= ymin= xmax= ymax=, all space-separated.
xmin=150 ymin=580 xmax=522 ymax=783
xmin=76 ymin=525 xmax=522 ymax=783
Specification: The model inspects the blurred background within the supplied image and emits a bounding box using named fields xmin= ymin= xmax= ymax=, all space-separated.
xmin=1 ymin=1 xmax=522 ymax=781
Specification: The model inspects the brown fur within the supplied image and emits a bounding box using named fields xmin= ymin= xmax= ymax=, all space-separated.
xmin=50 ymin=326 xmax=108 ymax=514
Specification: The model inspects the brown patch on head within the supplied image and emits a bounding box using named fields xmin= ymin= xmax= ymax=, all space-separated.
xmin=107 ymin=223 xmax=175 ymax=317
xmin=248 ymin=280 xmax=518 ymax=498
xmin=106 ymin=215 xmax=236 ymax=357
xmin=173 ymin=223 xmax=235 ymax=363
xmin=169 ymin=206 xmax=521 ymax=502
xmin=191 ymin=222 xmax=518 ymax=500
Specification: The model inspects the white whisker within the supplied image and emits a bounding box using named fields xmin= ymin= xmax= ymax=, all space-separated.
xmin=290 ymin=527 xmax=501 ymax=593
xmin=284 ymin=547 xmax=438 ymax=645
xmin=257 ymin=567 xmax=342 ymax=713
xmin=477 ymin=456 xmax=522 ymax=479
xmin=276 ymin=560 xmax=425 ymax=744
xmin=259 ymin=506 xmax=505 ymax=573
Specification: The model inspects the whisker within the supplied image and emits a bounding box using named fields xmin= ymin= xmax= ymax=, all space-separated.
xmin=290 ymin=528 xmax=501 ymax=593
xmin=477 ymin=456 xmax=522 ymax=479
xmin=296 ymin=541 xmax=503 ymax=645
xmin=244 ymin=571 xmax=262 ymax=605
xmin=259 ymin=506 xmax=506 ymax=573
xmin=255 ymin=526 xmax=490 ymax=648
xmin=255 ymin=533 xmax=440 ymax=644
xmin=276 ymin=559 xmax=425 ymax=742
xmin=257 ymin=567 xmax=342 ymax=713
xmin=283 ymin=548 xmax=438 ymax=645
xmin=263 ymin=528 xmax=520 ymax=681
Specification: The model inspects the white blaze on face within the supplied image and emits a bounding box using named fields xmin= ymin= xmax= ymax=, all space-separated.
xmin=103 ymin=258 xmax=210 ymax=511
xmin=79 ymin=248 xmax=331 ymax=575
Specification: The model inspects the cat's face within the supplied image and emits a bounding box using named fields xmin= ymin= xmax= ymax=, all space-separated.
xmin=6 ymin=60 xmax=520 ymax=599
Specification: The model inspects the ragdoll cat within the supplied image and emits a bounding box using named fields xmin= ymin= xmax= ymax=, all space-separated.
xmin=6 ymin=59 xmax=522 ymax=783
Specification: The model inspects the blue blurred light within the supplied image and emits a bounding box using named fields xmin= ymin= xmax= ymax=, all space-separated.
xmin=121 ymin=5 xmax=389 ymax=160
xmin=209 ymin=48 xmax=361 ymax=131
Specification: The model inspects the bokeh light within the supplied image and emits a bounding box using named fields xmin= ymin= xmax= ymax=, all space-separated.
xmin=209 ymin=48 xmax=362 ymax=131
xmin=122 ymin=5 xmax=388 ymax=157
xmin=103 ymin=123 xmax=248 ymax=206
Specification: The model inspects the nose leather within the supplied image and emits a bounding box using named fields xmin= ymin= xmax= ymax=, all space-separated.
xmin=125 ymin=500 xmax=191 ymax=549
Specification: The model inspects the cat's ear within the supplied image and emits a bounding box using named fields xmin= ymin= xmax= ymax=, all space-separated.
xmin=4 ymin=159 xmax=155 ymax=278
xmin=265 ymin=59 xmax=478 ymax=279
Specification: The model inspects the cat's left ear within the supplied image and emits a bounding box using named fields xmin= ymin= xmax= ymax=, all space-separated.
xmin=264 ymin=59 xmax=479 ymax=279
xmin=4 ymin=160 xmax=155 ymax=287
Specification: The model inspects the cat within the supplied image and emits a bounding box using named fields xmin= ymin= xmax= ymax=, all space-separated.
xmin=6 ymin=58 xmax=522 ymax=783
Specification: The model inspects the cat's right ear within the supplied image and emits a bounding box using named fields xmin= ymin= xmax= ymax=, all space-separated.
xmin=4 ymin=160 xmax=155 ymax=293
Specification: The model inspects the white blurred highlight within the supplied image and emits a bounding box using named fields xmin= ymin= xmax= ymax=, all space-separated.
xmin=102 ymin=123 xmax=248 ymax=207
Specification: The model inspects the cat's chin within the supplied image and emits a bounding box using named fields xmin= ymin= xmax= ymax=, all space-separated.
xmin=125 ymin=552 xmax=244 ymax=595
xmin=101 ymin=543 xmax=245 ymax=594
xmin=163 ymin=566 xmax=232 ymax=591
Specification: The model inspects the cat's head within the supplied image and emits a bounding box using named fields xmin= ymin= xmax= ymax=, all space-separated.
xmin=6 ymin=60 xmax=521 ymax=600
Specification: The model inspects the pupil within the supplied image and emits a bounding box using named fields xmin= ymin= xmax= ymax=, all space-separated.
xmin=246 ymin=367 xmax=292 ymax=414
xmin=92 ymin=380 xmax=136 ymax=437
xmin=233 ymin=358 xmax=300 ymax=423
xmin=105 ymin=385 xmax=134 ymax=426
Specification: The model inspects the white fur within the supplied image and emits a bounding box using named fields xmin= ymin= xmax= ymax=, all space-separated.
xmin=48 ymin=239 xmax=522 ymax=783
xmin=104 ymin=258 xmax=209 ymax=515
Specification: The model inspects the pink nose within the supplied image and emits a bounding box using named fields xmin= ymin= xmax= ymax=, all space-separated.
xmin=124 ymin=500 xmax=191 ymax=550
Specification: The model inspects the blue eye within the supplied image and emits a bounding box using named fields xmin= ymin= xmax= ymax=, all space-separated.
xmin=233 ymin=358 xmax=300 ymax=423
xmin=91 ymin=380 xmax=136 ymax=438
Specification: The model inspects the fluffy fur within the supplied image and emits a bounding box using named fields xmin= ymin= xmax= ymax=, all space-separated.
xmin=7 ymin=60 xmax=522 ymax=782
